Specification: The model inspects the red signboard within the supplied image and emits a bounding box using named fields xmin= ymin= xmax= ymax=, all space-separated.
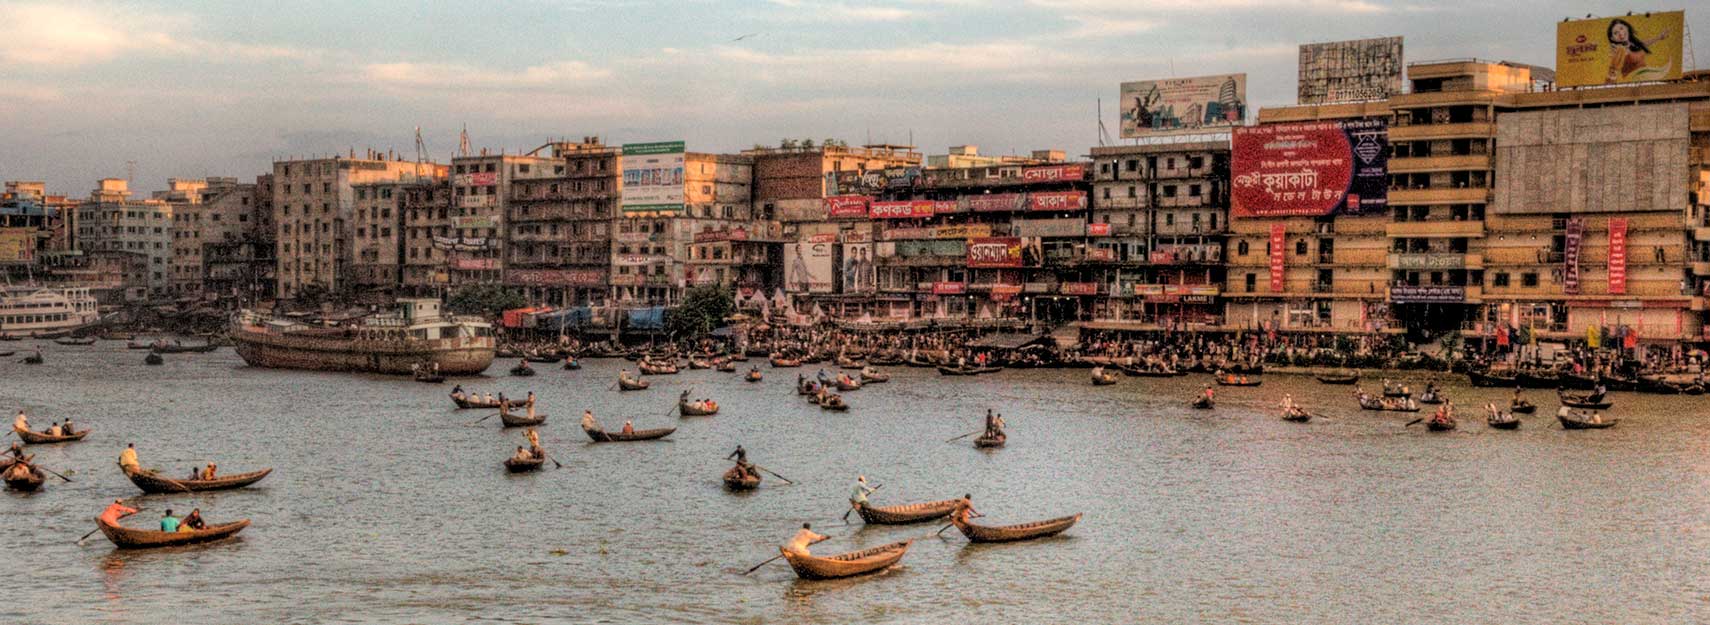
xmin=966 ymin=237 xmax=1023 ymax=268
xmin=1608 ymin=217 xmax=1628 ymax=295
xmin=1026 ymin=191 xmax=1088 ymax=211
xmin=508 ymin=268 xmax=606 ymax=287
xmin=1231 ymin=119 xmax=1388 ymax=218
xmin=805 ymin=233 xmax=838 ymax=244
xmin=1086 ymin=223 xmax=1111 ymax=236
xmin=470 ymin=172 xmax=498 ymax=186
xmin=1022 ymin=163 xmax=1085 ymax=183
xmin=824 ymin=195 xmax=871 ymax=219
xmin=1060 ymin=282 xmax=1099 ymax=295
xmin=932 ymin=281 xmax=966 ymax=295
xmin=967 ymin=193 xmax=1026 ymax=212
xmin=931 ymin=200 xmax=960 ymax=214
xmin=1269 ymin=224 xmax=1286 ymax=292
xmin=869 ymin=201 xmax=934 ymax=219
xmin=1085 ymin=248 xmax=1116 ymax=262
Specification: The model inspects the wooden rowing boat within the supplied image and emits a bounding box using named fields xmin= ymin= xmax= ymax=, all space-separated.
xmin=1359 ymin=397 xmax=1418 ymax=412
xmin=583 ymin=425 xmax=675 ymax=442
xmin=4 ymin=466 xmax=44 ymax=491
xmin=54 ymin=337 xmax=97 ymax=346
xmin=145 ymin=353 xmax=164 ymax=366
xmin=122 ymin=466 xmax=273 ymax=494
xmin=503 ymin=455 xmax=545 ymax=473
xmin=499 ymin=411 xmax=547 ymax=427
xmin=973 ymin=431 xmax=1005 ymax=448
xmin=1425 ymin=417 xmax=1457 ymax=432
xmin=1510 ymin=400 xmax=1537 ymax=414
xmin=679 ymin=400 xmax=718 ymax=416
xmin=1191 ymin=396 xmax=1214 ymax=410
xmin=15 ymin=428 xmax=90 ymax=445
xmin=722 ymin=465 xmax=761 ymax=490
xmin=745 ymin=370 xmax=763 ymax=382
xmin=833 ymin=378 xmax=862 ymax=391
xmin=859 ymin=371 xmax=889 ymax=384
xmin=1090 ymin=369 xmax=1119 ymax=385
xmin=1316 ymin=373 xmax=1359 ymax=385
xmin=1557 ymin=407 xmax=1618 ymax=430
xmin=781 ymin=540 xmax=913 ymax=580
xmin=1488 ymin=412 xmax=1520 ymax=430
xmin=855 ymin=499 xmax=958 ymax=525
xmin=509 ymin=364 xmax=536 ymax=377
xmin=619 ymin=377 xmax=650 ymax=391
xmin=95 ymin=516 xmax=249 ymax=549
xmin=1281 ymin=409 xmax=1310 ymax=422
xmin=1557 ymin=391 xmax=1612 ymax=410
xmin=451 ymin=395 xmax=506 ymax=409
xmin=953 ymin=513 xmax=1080 ymax=543
xmin=818 ymin=395 xmax=849 ymax=411
xmin=1215 ymin=376 xmax=1261 ymax=387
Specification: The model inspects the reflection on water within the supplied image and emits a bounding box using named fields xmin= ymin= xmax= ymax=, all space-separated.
xmin=3 ymin=342 xmax=1710 ymax=623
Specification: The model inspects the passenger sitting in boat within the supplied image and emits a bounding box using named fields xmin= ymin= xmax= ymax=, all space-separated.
xmin=99 ymin=499 xmax=138 ymax=524
xmin=182 ymin=508 xmax=206 ymax=531
xmin=60 ymin=418 xmax=72 ymax=434
xmin=512 ymin=445 xmax=534 ymax=462
xmin=118 ymin=443 xmax=139 ymax=472
xmin=451 ymin=385 xmax=465 ymax=400
xmin=783 ymin=522 xmax=828 ymax=557
xmin=483 ymin=392 xmax=496 ymax=404
xmin=45 ymin=421 xmax=62 ymax=436
xmin=204 ymin=462 xmax=217 ymax=480
xmin=2 ymin=459 xmax=31 ymax=481
xmin=160 ymin=509 xmax=180 ymax=532
xmin=1588 ymin=384 xmax=1608 ymax=403
xmin=189 ymin=466 xmax=202 ymax=480
xmin=621 ymin=421 xmax=635 ymax=435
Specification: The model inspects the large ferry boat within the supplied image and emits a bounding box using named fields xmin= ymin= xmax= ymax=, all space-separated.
xmin=231 ymin=298 xmax=496 ymax=375
xmin=0 ymin=285 xmax=101 ymax=338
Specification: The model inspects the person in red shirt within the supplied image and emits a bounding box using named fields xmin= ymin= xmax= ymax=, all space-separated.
xmin=99 ymin=499 xmax=138 ymax=525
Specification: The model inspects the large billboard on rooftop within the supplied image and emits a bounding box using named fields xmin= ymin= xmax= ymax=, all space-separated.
xmin=1119 ymin=74 xmax=1246 ymax=138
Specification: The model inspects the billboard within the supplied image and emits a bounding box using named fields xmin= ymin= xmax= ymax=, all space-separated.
xmin=966 ymin=193 xmax=1026 ymax=212
xmin=621 ymin=141 xmax=685 ymax=215
xmin=824 ymin=195 xmax=871 ymax=219
xmin=967 ymin=237 xmax=1023 ymax=268
xmin=841 ymin=242 xmax=875 ymax=294
xmin=1231 ymin=118 xmax=1388 ymax=218
xmin=1298 ymin=36 xmax=1404 ymax=104
xmin=869 ymin=201 xmax=935 ymax=219
xmin=1021 ymin=164 xmax=1085 ymax=183
xmin=507 ymin=268 xmax=606 ymax=287
xmin=785 ymin=238 xmax=835 ymax=293
xmin=0 ymin=228 xmax=34 ymax=263
xmin=1026 ymin=191 xmax=1088 ymax=211
xmin=1119 ymin=74 xmax=1246 ymax=138
xmin=1556 ymin=12 xmax=1683 ymax=87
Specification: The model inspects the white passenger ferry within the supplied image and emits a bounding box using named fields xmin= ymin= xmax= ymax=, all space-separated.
xmin=0 ymin=286 xmax=101 ymax=338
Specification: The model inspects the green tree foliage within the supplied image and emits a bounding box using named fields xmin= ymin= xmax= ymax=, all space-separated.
xmin=446 ymin=284 xmax=526 ymax=316
xmin=666 ymin=285 xmax=733 ymax=339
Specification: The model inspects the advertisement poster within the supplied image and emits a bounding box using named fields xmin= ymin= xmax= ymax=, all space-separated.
xmin=621 ymin=141 xmax=685 ymax=215
xmin=1556 ymin=12 xmax=1683 ymax=87
xmin=1026 ymin=191 xmax=1088 ymax=212
xmin=869 ymin=201 xmax=935 ymax=219
xmin=1269 ymin=224 xmax=1286 ymax=292
xmin=966 ymin=237 xmax=1023 ymax=268
xmin=0 ymin=228 xmax=35 ymax=262
xmin=1608 ymin=217 xmax=1628 ymax=295
xmin=1563 ymin=216 xmax=1584 ymax=294
xmin=1231 ymin=119 xmax=1388 ymax=217
xmin=785 ymin=237 xmax=835 ymax=293
xmin=841 ymin=242 xmax=874 ymax=294
xmin=824 ymin=195 xmax=870 ymax=219
xmin=1120 ymin=74 xmax=1247 ymax=137
xmin=1298 ymin=36 xmax=1404 ymax=104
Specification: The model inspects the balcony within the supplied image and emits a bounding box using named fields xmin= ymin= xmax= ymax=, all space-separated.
xmin=1388 ymin=252 xmax=1483 ymax=270
xmin=1385 ymin=220 xmax=1485 ymax=238
xmin=1388 ymin=154 xmax=1491 ymax=174
xmin=1094 ymin=196 xmax=1145 ymax=210
xmin=1387 ymin=122 xmax=1495 ymax=141
xmin=1387 ymin=187 xmax=1490 ymax=205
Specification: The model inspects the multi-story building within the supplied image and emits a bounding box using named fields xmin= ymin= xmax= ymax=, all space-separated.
xmin=201 ymin=174 xmax=277 ymax=303
xmin=272 ymin=153 xmax=437 ymax=299
xmin=75 ymin=178 xmax=174 ymax=296
xmin=167 ymin=177 xmax=245 ymax=298
xmin=401 ymin=179 xmax=454 ymax=296
xmin=612 ymin=151 xmax=756 ymax=305
xmin=506 ymin=138 xmax=619 ymax=307
xmin=442 ymin=152 xmax=560 ymax=289
xmin=1087 ymin=141 xmax=1230 ymax=329
xmin=349 ymin=179 xmax=417 ymax=300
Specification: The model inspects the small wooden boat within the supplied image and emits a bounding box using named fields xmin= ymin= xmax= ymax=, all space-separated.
xmin=953 ymin=513 xmax=1080 ymax=543
xmin=679 ymin=399 xmax=719 ymax=417
xmin=1418 ymin=390 xmax=1445 ymax=405
xmin=1557 ymin=407 xmax=1617 ymax=430
xmin=1381 ymin=385 xmax=1411 ymax=398
xmin=1090 ymin=369 xmax=1119 ymax=385
xmin=152 ymin=343 xmax=219 ymax=354
xmin=122 ymin=466 xmax=273 ymax=494
xmin=95 ymin=516 xmax=249 ymax=549
xmin=638 ymin=361 xmax=679 ymax=375
xmin=4 ymin=465 xmax=45 ymax=491
xmin=1120 ymin=365 xmax=1177 ymax=378
xmin=1191 ymin=396 xmax=1214 ymax=410
xmin=1281 ymin=408 xmax=1310 ymax=422
xmin=144 ymin=352 xmax=164 ymax=366
xmin=1488 ymin=412 xmax=1520 ymax=430
xmin=722 ymin=465 xmax=761 ymax=490
xmin=973 ymin=431 xmax=1005 ymax=448
xmin=937 ymin=365 xmax=980 ymax=376
xmin=1425 ymin=416 xmax=1457 ymax=432
xmin=1359 ymin=397 xmax=1419 ymax=412
xmin=1557 ymin=391 xmax=1612 ymax=410
xmin=499 ymin=411 xmax=547 ymax=427
xmin=54 ymin=337 xmax=97 ymax=346
xmin=716 ymin=361 xmax=737 ymax=372
xmin=1214 ymin=375 xmax=1261 ymax=387
xmin=833 ymin=377 xmax=862 ymax=392
xmin=745 ymin=369 xmax=763 ymax=383
xmin=0 ymin=350 xmax=12 ymax=357
xmin=619 ymin=376 xmax=650 ymax=391
xmin=859 ymin=371 xmax=889 ymax=384
xmin=1467 ymin=368 xmax=1518 ymax=387
xmin=583 ymin=424 xmax=676 ymax=442
xmin=1515 ymin=369 xmax=1562 ymax=389
xmin=687 ymin=358 xmax=713 ymax=370
xmin=563 ymin=358 xmax=582 ymax=370
xmin=523 ymin=354 xmax=560 ymax=364
xmin=855 ymin=499 xmax=958 ymax=525
xmin=15 ymin=428 xmax=90 ymax=445
xmin=770 ymin=356 xmax=801 ymax=368
xmin=818 ymin=395 xmax=850 ymax=411
xmin=20 ymin=353 xmax=43 ymax=364
xmin=1315 ymin=372 xmax=1360 ymax=385
xmin=0 ymin=454 xmax=32 ymax=472
xmin=796 ymin=379 xmax=820 ymax=395
xmin=509 ymin=364 xmax=535 ymax=377
xmin=1510 ymin=400 xmax=1537 ymax=414
xmin=503 ymin=455 xmax=545 ymax=473
xmin=836 ymin=357 xmax=865 ymax=369
xmin=451 ymin=395 xmax=506 ymax=409
xmin=781 ymin=539 xmax=913 ymax=580
xmin=413 ymin=369 xmax=445 ymax=383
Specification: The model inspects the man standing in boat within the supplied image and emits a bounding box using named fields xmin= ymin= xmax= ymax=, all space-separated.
xmin=12 ymin=409 xmax=26 ymax=434
xmin=727 ymin=445 xmax=755 ymax=480
xmin=118 ymin=443 xmax=140 ymax=473
xmin=581 ymin=410 xmax=598 ymax=432
xmin=951 ymin=494 xmax=981 ymax=524
xmin=848 ymin=476 xmax=876 ymax=517
xmin=782 ymin=522 xmax=828 ymax=557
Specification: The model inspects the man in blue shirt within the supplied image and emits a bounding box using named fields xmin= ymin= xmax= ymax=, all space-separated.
xmin=160 ymin=509 xmax=180 ymax=532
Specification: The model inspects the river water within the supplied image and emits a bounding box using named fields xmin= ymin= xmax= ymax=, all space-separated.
xmin=3 ymin=341 xmax=1709 ymax=624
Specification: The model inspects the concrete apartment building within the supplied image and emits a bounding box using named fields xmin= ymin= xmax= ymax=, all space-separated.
xmin=203 ymin=174 xmax=275 ymax=303
xmin=166 ymin=177 xmax=236 ymax=298
xmin=1087 ymin=141 xmax=1230 ymax=329
xmin=75 ymin=178 xmax=174 ymax=295
xmin=400 ymin=179 xmax=453 ymax=295
xmin=506 ymin=139 xmax=620 ymax=307
xmin=442 ymin=152 xmax=560 ymax=289
xmin=272 ymin=154 xmax=436 ymax=299
xmin=350 ymin=179 xmax=417 ymax=300
xmin=612 ymin=151 xmax=755 ymax=305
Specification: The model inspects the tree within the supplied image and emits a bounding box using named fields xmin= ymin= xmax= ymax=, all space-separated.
xmin=665 ymin=285 xmax=733 ymax=339
xmin=446 ymin=284 xmax=526 ymax=316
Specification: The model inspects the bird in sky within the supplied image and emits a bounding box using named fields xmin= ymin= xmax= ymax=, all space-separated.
xmin=731 ymin=33 xmax=759 ymax=42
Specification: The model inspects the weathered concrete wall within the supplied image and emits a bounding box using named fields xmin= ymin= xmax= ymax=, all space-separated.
xmin=1493 ymin=102 xmax=1688 ymax=214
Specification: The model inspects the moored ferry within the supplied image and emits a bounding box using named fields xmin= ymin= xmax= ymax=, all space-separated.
xmin=0 ymin=285 xmax=101 ymax=338
xmin=231 ymin=298 xmax=495 ymax=375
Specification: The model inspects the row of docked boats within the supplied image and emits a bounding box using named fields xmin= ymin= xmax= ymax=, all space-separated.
xmin=1467 ymin=366 xmax=1705 ymax=395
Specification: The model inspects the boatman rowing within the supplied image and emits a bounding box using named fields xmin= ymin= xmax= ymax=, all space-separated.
xmin=782 ymin=522 xmax=828 ymax=557
xmin=118 ymin=443 xmax=140 ymax=473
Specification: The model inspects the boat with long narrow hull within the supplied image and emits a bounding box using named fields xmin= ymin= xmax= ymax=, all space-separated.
xmin=231 ymin=299 xmax=494 ymax=376
xmin=953 ymin=513 xmax=1080 ymax=543
xmin=855 ymin=499 xmax=959 ymax=525
xmin=15 ymin=428 xmax=90 ymax=445
xmin=96 ymin=517 xmax=249 ymax=549
xmin=122 ymin=466 xmax=272 ymax=494
xmin=781 ymin=540 xmax=913 ymax=580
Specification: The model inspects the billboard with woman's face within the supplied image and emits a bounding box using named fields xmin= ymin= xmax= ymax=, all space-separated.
xmin=1556 ymin=12 xmax=1683 ymax=87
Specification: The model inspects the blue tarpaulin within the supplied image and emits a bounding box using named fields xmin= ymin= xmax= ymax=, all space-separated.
xmin=627 ymin=307 xmax=665 ymax=330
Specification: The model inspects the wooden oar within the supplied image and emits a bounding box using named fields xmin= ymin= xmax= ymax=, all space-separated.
xmin=467 ymin=413 xmax=500 ymax=426
xmin=945 ymin=430 xmax=981 ymax=443
xmin=78 ymin=509 xmax=144 ymax=543
xmin=753 ymin=464 xmax=795 ymax=485
xmin=1404 ymin=418 xmax=1424 ymax=427
xmin=38 ymin=464 xmax=74 ymax=482
xmin=742 ymin=553 xmax=784 ymax=575
xmin=543 ymin=451 xmax=564 ymax=469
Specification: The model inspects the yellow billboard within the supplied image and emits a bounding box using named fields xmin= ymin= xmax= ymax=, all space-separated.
xmin=0 ymin=228 xmax=33 ymax=263
xmin=1556 ymin=11 xmax=1684 ymax=87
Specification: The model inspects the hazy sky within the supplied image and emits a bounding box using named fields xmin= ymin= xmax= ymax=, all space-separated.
xmin=2 ymin=1 xmax=1704 ymax=195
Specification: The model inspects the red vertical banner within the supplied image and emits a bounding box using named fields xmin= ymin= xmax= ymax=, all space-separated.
xmin=1562 ymin=216 xmax=1583 ymax=294
xmin=1608 ymin=218 xmax=1628 ymax=295
xmin=1268 ymin=224 xmax=1286 ymax=292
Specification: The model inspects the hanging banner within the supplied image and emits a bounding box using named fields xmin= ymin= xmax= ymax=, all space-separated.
xmin=841 ymin=242 xmax=875 ymax=294
xmin=1608 ymin=217 xmax=1628 ymax=295
xmin=1021 ymin=164 xmax=1085 ymax=183
xmin=966 ymin=194 xmax=1026 ymax=212
xmin=1269 ymin=224 xmax=1286 ymax=292
xmin=824 ymin=195 xmax=871 ymax=219
xmin=966 ymin=237 xmax=1023 ymax=268
xmin=1563 ymin=216 xmax=1584 ymax=294
xmin=1231 ymin=118 xmax=1388 ymax=217
xmin=869 ymin=201 xmax=935 ymax=219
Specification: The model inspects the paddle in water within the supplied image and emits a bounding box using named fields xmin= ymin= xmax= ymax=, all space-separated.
xmin=1404 ymin=418 xmax=1424 ymax=427
xmin=78 ymin=507 xmax=144 ymax=543
xmin=466 ymin=413 xmax=500 ymax=426
xmin=945 ymin=431 xmax=982 ymax=443
xmin=753 ymin=464 xmax=794 ymax=484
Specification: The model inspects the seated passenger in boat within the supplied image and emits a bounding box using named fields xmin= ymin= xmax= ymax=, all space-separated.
xmin=621 ymin=420 xmax=635 ymax=435
xmin=182 ymin=508 xmax=206 ymax=531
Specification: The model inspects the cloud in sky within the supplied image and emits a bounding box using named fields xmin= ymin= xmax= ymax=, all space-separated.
xmin=2 ymin=0 xmax=1706 ymax=194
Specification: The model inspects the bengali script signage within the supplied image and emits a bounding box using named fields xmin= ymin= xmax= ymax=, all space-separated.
xmin=1390 ymin=285 xmax=1465 ymax=304
xmin=1120 ymin=74 xmax=1247 ymax=138
xmin=1021 ymin=163 xmax=1085 ymax=183
xmin=1232 ymin=119 xmax=1388 ymax=217
xmin=1563 ymin=216 xmax=1584 ymax=294
xmin=470 ymin=171 xmax=498 ymax=186
xmin=933 ymin=224 xmax=992 ymax=239
xmin=1556 ymin=12 xmax=1684 ymax=88
xmin=508 ymin=268 xmax=606 ymax=287
xmin=966 ymin=237 xmax=1023 ymax=268
xmin=966 ymin=193 xmax=1026 ymax=213
xmin=824 ymin=195 xmax=871 ymax=219
xmin=1026 ymin=191 xmax=1088 ymax=212
xmin=1393 ymin=253 xmax=1466 ymax=270
xmin=1269 ymin=224 xmax=1286 ymax=292
xmin=455 ymin=215 xmax=498 ymax=229
xmin=1013 ymin=218 xmax=1085 ymax=238
xmin=1608 ymin=217 xmax=1628 ymax=295
xmin=1086 ymin=223 xmax=1111 ymax=237
xmin=869 ymin=201 xmax=935 ymax=219
xmin=932 ymin=281 xmax=966 ymax=295
xmin=1086 ymin=247 xmax=1116 ymax=262
xmin=692 ymin=228 xmax=749 ymax=243
xmin=1060 ymin=282 xmax=1099 ymax=295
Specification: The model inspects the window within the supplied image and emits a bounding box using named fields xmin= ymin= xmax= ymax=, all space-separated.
xmin=1521 ymin=273 xmax=1539 ymax=287
xmin=1237 ymin=240 xmax=1249 ymax=256
xmin=1102 ymin=188 xmax=1111 ymax=200
xmin=1295 ymin=240 xmax=1308 ymax=256
xmin=1245 ymin=273 xmax=1257 ymax=291
xmin=1164 ymin=213 xmax=1174 ymax=226
xmin=1189 ymin=156 xmax=1204 ymax=169
xmin=1163 ymin=185 xmax=1177 ymax=198
xmin=1189 ymin=184 xmax=1201 ymax=197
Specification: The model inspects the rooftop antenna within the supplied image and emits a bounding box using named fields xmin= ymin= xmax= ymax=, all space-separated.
xmin=125 ymin=160 xmax=136 ymax=187
xmin=1097 ymin=98 xmax=1111 ymax=147
xmin=458 ymin=124 xmax=471 ymax=157
xmin=414 ymin=126 xmax=428 ymax=178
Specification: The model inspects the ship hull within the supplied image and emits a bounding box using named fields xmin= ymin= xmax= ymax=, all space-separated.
xmin=231 ymin=331 xmax=494 ymax=375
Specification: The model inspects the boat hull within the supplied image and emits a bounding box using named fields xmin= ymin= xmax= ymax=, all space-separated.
xmin=232 ymin=331 xmax=494 ymax=376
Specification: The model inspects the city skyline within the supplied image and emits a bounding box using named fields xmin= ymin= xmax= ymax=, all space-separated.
xmin=4 ymin=1 xmax=1706 ymax=194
